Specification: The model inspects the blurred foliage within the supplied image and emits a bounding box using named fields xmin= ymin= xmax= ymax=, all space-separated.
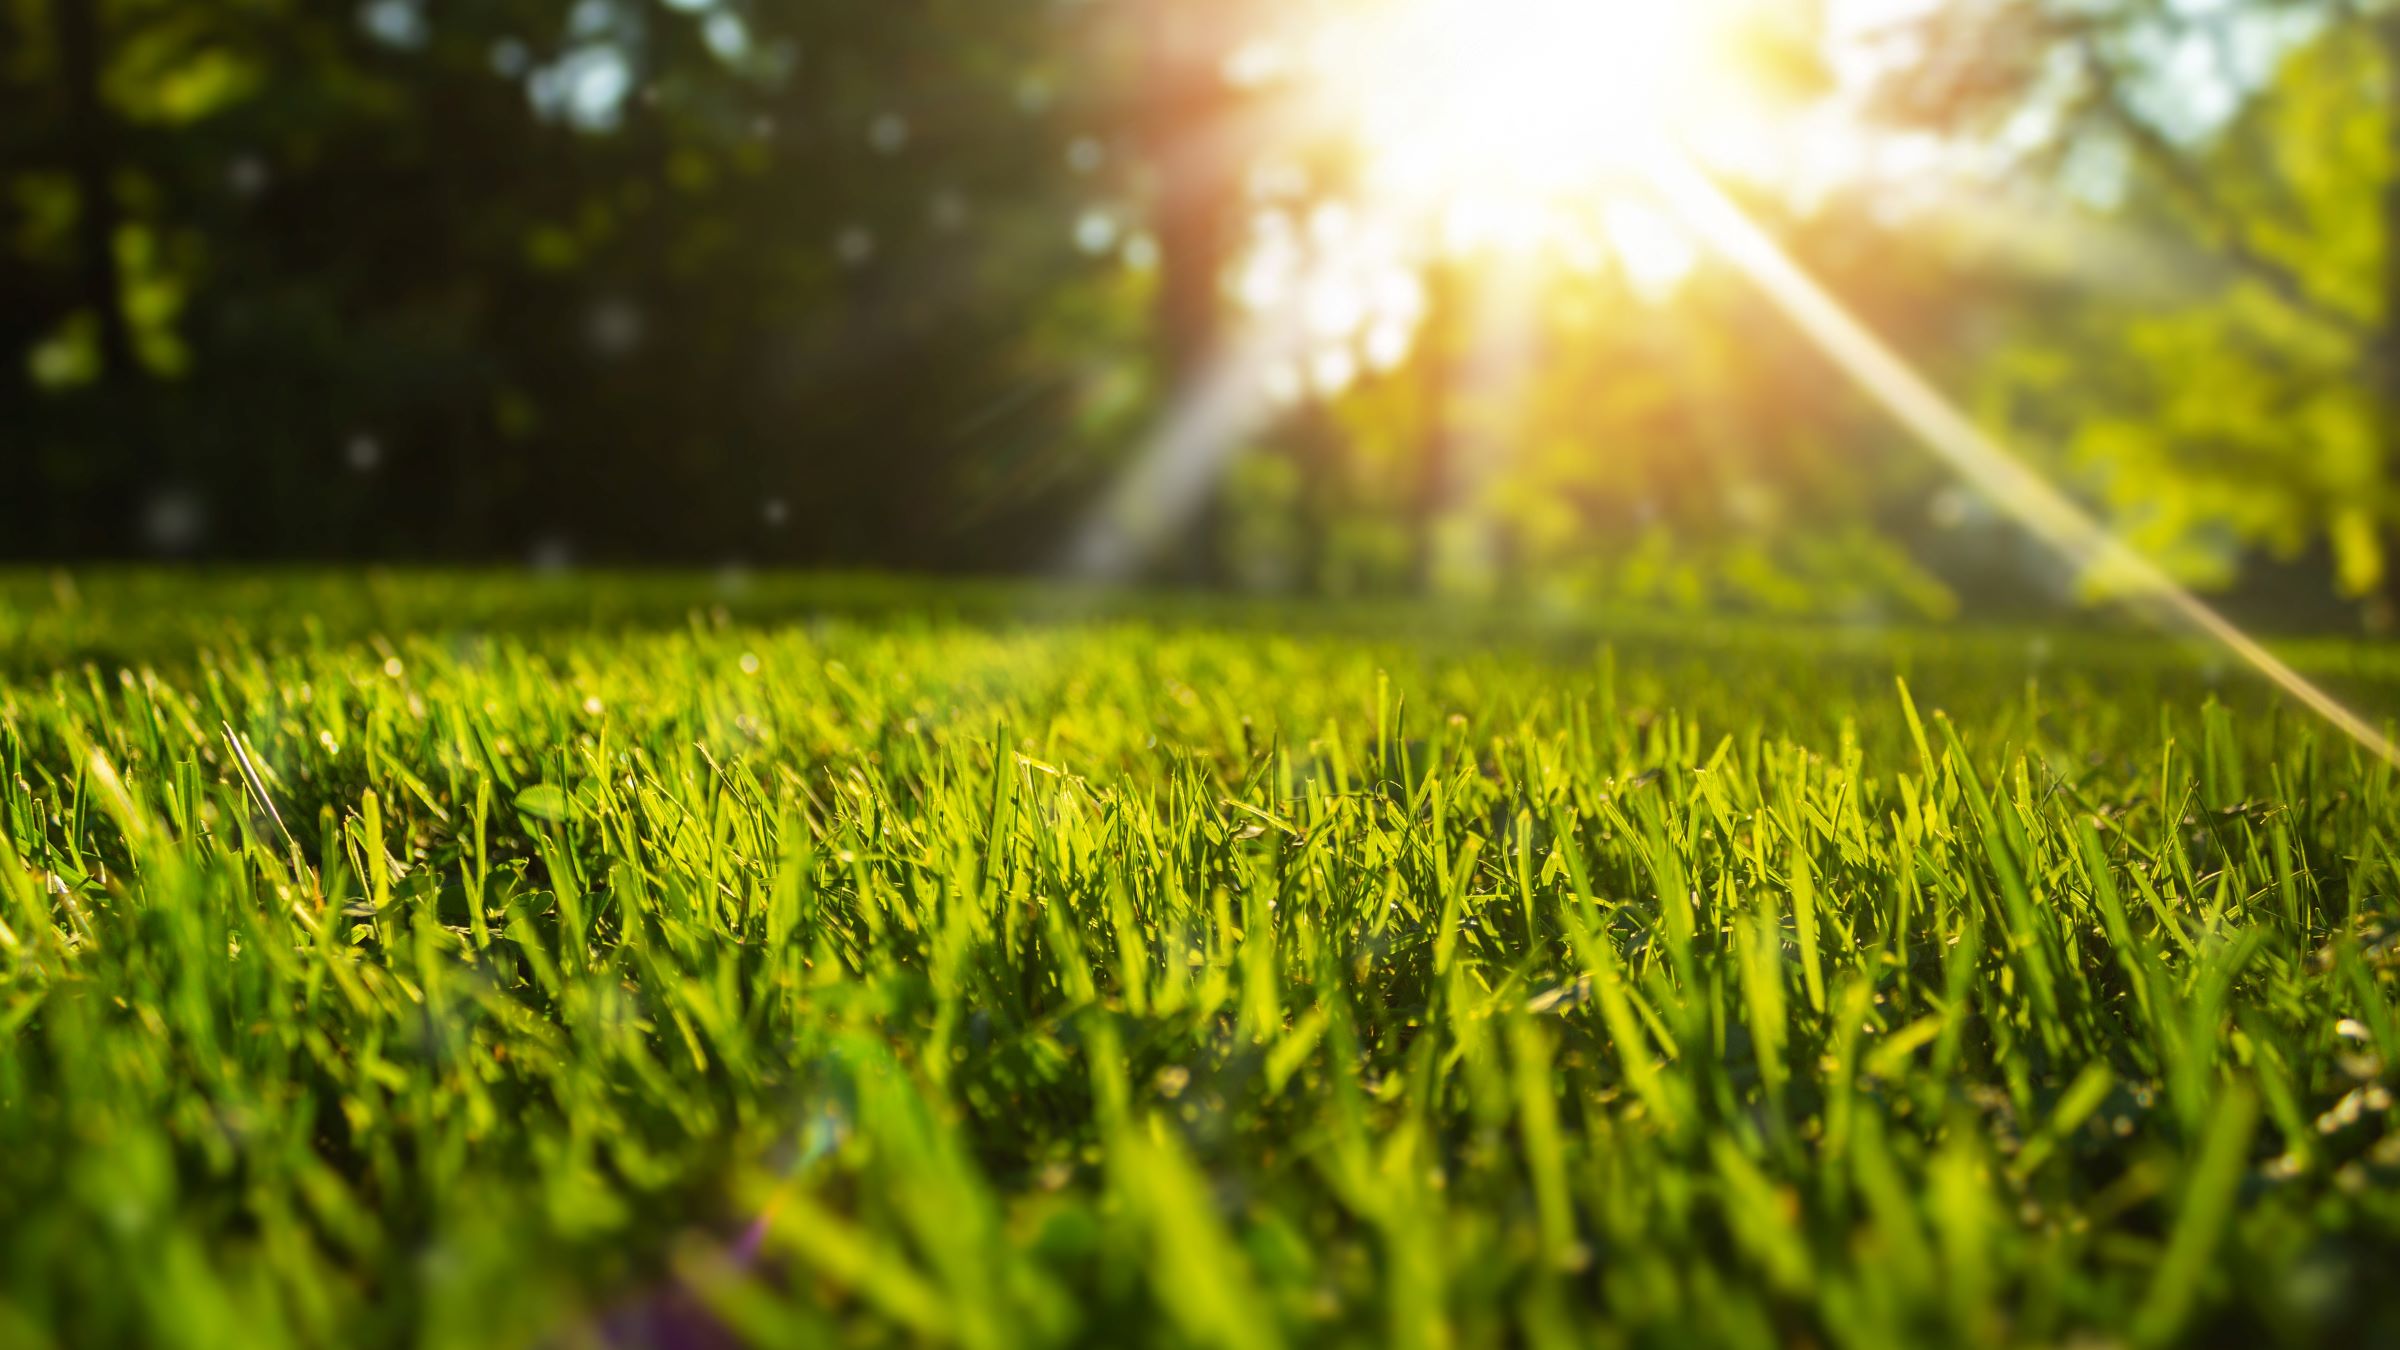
xmin=1874 ymin=0 xmax=2400 ymax=618
xmin=5 ymin=1 xmax=2400 ymax=624
xmin=2 ymin=0 xmax=1137 ymax=567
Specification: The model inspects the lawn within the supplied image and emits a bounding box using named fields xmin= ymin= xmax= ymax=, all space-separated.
xmin=2 ymin=574 xmax=2397 ymax=1347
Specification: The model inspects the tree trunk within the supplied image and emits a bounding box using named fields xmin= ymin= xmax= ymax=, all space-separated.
xmin=54 ymin=0 xmax=156 ymax=553
xmin=1292 ymin=399 xmax=1345 ymax=593
xmin=54 ymin=0 xmax=133 ymax=383
xmin=1412 ymin=260 xmax=1461 ymax=593
xmin=1144 ymin=2 xmax=1238 ymax=587
xmin=2376 ymin=13 xmax=2400 ymax=631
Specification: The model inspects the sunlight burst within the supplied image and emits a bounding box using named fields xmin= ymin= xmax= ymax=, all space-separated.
xmin=1306 ymin=0 xmax=1735 ymax=249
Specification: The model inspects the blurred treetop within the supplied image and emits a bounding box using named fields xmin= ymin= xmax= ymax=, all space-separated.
xmin=3 ymin=1 xmax=2397 ymax=630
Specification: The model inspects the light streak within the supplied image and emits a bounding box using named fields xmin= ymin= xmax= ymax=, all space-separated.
xmin=1645 ymin=148 xmax=2400 ymax=765
xmin=1067 ymin=323 xmax=1292 ymax=578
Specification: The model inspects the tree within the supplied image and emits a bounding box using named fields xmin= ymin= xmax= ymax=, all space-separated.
xmin=1137 ymin=0 xmax=1262 ymax=585
xmin=1876 ymin=0 xmax=2400 ymax=619
xmin=50 ymin=0 xmax=133 ymax=384
xmin=0 ymin=0 xmax=1112 ymax=564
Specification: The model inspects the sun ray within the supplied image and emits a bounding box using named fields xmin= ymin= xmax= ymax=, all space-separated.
xmin=1071 ymin=0 xmax=2399 ymax=765
xmin=1068 ymin=322 xmax=1295 ymax=579
xmin=1645 ymin=150 xmax=2400 ymax=765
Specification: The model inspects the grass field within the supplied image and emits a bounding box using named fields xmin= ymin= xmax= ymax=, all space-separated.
xmin=4 ymin=574 xmax=2399 ymax=1348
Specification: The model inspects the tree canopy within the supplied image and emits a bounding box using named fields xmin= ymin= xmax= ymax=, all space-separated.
xmin=4 ymin=0 xmax=2396 ymax=625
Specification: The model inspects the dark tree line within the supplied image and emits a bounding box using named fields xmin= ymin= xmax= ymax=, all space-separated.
xmin=1 ymin=0 xmax=1223 ymax=567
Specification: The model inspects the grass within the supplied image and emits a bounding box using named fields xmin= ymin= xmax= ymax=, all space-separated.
xmin=2 ymin=572 xmax=2398 ymax=1347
